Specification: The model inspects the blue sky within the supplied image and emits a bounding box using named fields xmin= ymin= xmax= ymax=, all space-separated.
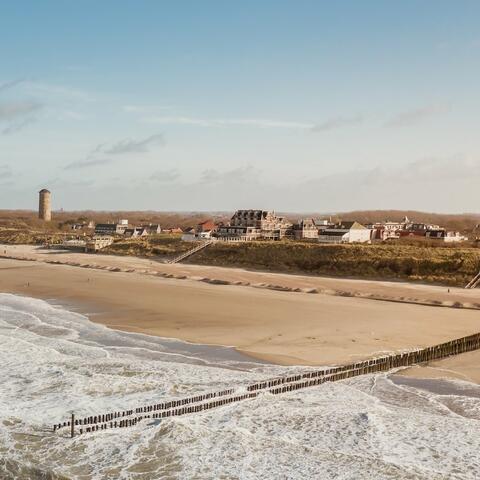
xmin=1 ymin=1 xmax=479 ymax=212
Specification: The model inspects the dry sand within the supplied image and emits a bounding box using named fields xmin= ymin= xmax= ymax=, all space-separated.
xmin=1 ymin=244 xmax=480 ymax=376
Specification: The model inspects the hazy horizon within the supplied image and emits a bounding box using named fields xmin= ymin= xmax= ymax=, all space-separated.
xmin=2 ymin=207 xmax=479 ymax=219
xmin=1 ymin=1 xmax=479 ymax=213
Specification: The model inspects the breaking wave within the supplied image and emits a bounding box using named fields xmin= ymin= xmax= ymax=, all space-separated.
xmin=1 ymin=293 xmax=479 ymax=479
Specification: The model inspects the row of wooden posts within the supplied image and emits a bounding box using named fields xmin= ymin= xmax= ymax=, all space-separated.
xmin=54 ymin=331 xmax=480 ymax=437
xmin=52 ymin=387 xmax=235 ymax=433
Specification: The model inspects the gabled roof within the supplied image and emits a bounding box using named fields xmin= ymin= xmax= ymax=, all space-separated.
xmin=338 ymin=221 xmax=367 ymax=230
xmin=95 ymin=223 xmax=118 ymax=229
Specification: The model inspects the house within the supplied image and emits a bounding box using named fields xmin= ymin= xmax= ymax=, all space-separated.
xmin=181 ymin=220 xmax=218 ymax=242
xmin=71 ymin=220 xmax=95 ymax=231
xmin=124 ymin=227 xmax=148 ymax=238
xmin=318 ymin=221 xmax=371 ymax=244
xmin=216 ymin=210 xmax=292 ymax=241
xmin=181 ymin=227 xmax=197 ymax=242
xmin=141 ymin=224 xmax=161 ymax=234
xmin=367 ymin=221 xmax=404 ymax=241
xmin=95 ymin=223 xmax=128 ymax=235
xmin=293 ymin=218 xmax=318 ymax=240
xmin=196 ymin=219 xmax=217 ymax=239
xmin=399 ymin=222 xmax=442 ymax=238
xmin=426 ymin=230 xmax=466 ymax=243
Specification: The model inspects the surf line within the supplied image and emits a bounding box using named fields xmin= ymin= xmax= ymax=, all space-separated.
xmin=53 ymin=331 xmax=480 ymax=437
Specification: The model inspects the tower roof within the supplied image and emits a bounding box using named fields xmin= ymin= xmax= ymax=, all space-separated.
xmin=39 ymin=189 xmax=51 ymax=193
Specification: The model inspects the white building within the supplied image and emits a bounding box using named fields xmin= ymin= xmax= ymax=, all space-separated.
xmin=426 ymin=230 xmax=467 ymax=243
xmin=318 ymin=221 xmax=371 ymax=244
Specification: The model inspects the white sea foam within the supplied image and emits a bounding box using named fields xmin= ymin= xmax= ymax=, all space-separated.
xmin=0 ymin=293 xmax=479 ymax=479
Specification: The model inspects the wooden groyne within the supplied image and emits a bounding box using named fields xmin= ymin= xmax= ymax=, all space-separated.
xmin=53 ymin=331 xmax=480 ymax=437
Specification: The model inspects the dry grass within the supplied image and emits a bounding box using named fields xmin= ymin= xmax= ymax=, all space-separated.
xmin=101 ymin=234 xmax=193 ymax=258
xmin=188 ymin=241 xmax=480 ymax=287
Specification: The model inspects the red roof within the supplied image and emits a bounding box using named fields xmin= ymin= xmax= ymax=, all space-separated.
xmin=197 ymin=219 xmax=216 ymax=232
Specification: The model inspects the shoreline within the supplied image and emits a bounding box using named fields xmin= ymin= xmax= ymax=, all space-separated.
xmin=1 ymin=248 xmax=480 ymax=374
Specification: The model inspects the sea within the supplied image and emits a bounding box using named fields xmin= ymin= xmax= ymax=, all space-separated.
xmin=1 ymin=292 xmax=480 ymax=479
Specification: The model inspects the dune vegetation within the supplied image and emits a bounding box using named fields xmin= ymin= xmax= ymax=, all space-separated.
xmin=102 ymin=234 xmax=192 ymax=258
xmin=188 ymin=241 xmax=480 ymax=287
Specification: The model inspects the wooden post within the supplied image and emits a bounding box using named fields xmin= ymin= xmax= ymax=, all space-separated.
xmin=71 ymin=413 xmax=75 ymax=438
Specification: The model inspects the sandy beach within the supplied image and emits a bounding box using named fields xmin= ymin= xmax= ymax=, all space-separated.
xmin=1 ymin=244 xmax=480 ymax=377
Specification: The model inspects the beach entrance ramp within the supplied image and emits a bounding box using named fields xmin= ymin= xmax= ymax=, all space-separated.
xmin=465 ymin=271 xmax=480 ymax=289
xmin=168 ymin=240 xmax=214 ymax=264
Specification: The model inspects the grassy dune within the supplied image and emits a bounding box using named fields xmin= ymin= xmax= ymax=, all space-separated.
xmin=188 ymin=241 xmax=480 ymax=287
xmin=101 ymin=234 xmax=192 ymax=258
xmin=0 ymin=228 xmax=67 ymax=245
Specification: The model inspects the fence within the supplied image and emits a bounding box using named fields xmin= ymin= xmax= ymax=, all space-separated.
xmin=53 ymin=331 xmax=480 ymax=437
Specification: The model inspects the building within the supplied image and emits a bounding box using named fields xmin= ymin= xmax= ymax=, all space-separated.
xmin=367 ymin=221 xmax=404 ymax=241
xmin=318 ymin=221 xmax=371 ymax=244
xmin=181 ymin=227 xmax=197 ymax=242
xmin=426 ymin=229 xmax=467 ymax=243
xmin=196 ymin=219 xmax=217 ymax=239
xmin=124 ymin=227 xmax=149 ymax=238
xmin=399 ymin=222 xmax=442 ymax=238
xmin=85 ymin=236 xmax=114 ymax=252
xmin=94 ymin=223 xmax=129 ymax=235
xmin=38 ymin=189 xmax=51 ymax=221
xmin=181 ymin=220 xmax=217 ymax=242
xmin=293 ymin=218 xmax=318 ymax=240
xmin=141 ymin=224 xmax=161 ymax=234
xmin=71 ymin=220 xmax=95 ymax=231
xmin=216 ymin=210 xmax=292 ymax=241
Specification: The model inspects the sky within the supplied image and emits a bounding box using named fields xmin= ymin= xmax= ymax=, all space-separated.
xmin=0 ymin=0 xmax=479 ymax=213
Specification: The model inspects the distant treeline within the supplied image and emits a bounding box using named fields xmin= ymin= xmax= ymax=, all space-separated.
xmin=0 ymin=209 xmax=479 ymax=232
xmin=0 ymin=210 xmax=229 ymax=230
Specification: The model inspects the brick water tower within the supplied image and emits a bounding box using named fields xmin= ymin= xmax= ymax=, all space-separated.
xmin=38 ymin=188 xmax=52 ymax=221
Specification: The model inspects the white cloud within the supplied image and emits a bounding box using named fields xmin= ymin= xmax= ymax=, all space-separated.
xmin=143 ymin=114 xmax=365 ymax=132
xmin=0 ymin=164 xmax=13 ymax=179
xmin=104 ymin=134 xmax=165 ymax=154
xmin=0 ymin=101 xmax=42 ymax=135
xmin=21 ymin=81 xmax=94 ymax=102
xmin=150 ymin=169 xmax=180 ymax=182
xmin=0 ymin=101 xmax=42 ymax=122
xmin=311 ymin=115 xmax=362 ymax=132
xmin=385 ymin=104 xmax=450 ymax=128
xmin=199 ymin=165 xmax=260 ymax=184
xmin=64 ymin=158 xmax=112 ymax=170
xmin=0 ymin=79 xmax=26 ymax=92
xmin=144 ymin=115 xmax=314 ymax=129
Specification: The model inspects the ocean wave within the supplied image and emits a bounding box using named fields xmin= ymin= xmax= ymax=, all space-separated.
xmin=1 ymin=293 xmax=479 ymax=479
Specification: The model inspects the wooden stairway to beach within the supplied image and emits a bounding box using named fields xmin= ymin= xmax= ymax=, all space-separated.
xmin=465 ymin=271 xmax=480 ymax=289
xmin=168 ymin=240 xmax=214 ymax=264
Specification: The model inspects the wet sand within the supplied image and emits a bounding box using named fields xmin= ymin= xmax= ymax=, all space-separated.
xmin=397 ymin=349 xmax=480 ymax=384
xmin=1 ymin=249 xmax=480 ymax=368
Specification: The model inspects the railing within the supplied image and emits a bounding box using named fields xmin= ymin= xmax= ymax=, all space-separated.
xmin=53 ymin=331 xmax=480 ymax=437
xmin=465 ymin=271 xmax=480 ymax=289
xmin=168 ymin=240 xmax=214 ymax=264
